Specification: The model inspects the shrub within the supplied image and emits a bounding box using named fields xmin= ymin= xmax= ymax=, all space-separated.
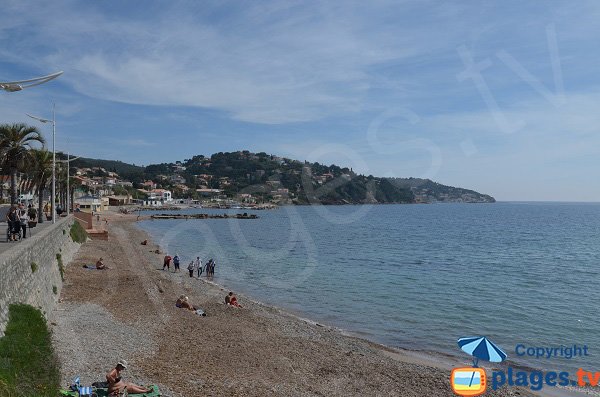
xmin=69 ymin=222 xmax=87 ymax=243
xmin=56 ymin=254 xmax=64 ymax=281
xmin=52 ymin=286 xmax=57 ymax=295
xmin=30 ymin=262 xmax=38 ymax=273
xmin=0 ymin=304 xmax=60 ymax=397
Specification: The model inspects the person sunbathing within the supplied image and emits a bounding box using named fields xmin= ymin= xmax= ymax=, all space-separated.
xmin=225 ymin=292 xmax=242 ymax=308
xmin=106 ymin=360 xmax=152 ymax=395
xmin=176 ymin=295 xmax=197 ymax=311
xmin=96 ymin=258 xmax=108 ymax=270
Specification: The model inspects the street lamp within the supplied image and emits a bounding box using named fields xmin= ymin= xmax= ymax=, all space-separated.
xmin=57 ymin=153 xmax=79 ymax=215
xmin=0 ymin=71 xmax=63 ymax=92
xmin=27 ymin=105 xmax=56 ymax=224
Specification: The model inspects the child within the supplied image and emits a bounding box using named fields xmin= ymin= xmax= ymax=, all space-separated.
xmin=187 ymin=261 xmax=194 ymax=277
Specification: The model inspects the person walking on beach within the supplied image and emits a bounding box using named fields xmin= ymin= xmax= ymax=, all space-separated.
xmin=194 ymin=256 xmax=202 ymax=277
xmin=163 ymin=255 xmax=172 ymax=271
xmin=173 ymin=254 xmax=181 ymax=272
xmin=205 ymin=259 xmax=212 ymax=277
xmin=205 ymin=258 xmax=215 ymax=276
xmin=187 ymin=261 xmax=194 ymax=277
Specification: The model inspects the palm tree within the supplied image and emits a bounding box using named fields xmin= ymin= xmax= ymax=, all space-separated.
xmin=29 ymin=149 xmax=53 ymax=223
xmin=0 ymin=123 xmax=45 ymax=204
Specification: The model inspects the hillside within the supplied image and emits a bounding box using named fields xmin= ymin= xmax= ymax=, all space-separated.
xmin=70 ymin=151 xmax=495 ymax=205
xmin=388 ymin=178 xmax=495 ymax=203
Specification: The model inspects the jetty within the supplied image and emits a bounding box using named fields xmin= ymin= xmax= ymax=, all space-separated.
xmin=150 ymin=213 xmax=258 ymax=220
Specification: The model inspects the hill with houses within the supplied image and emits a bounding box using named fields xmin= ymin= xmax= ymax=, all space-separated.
xmin=65 ymin=151 xmax=495 ymax=207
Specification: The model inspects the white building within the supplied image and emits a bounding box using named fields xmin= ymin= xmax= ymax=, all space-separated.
xmin=142 ymin=189 xmax=173 ymax=206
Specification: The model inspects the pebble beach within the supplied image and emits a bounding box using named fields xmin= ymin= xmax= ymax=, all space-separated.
xmin=50 ymin=211 xmax=537 ymax=396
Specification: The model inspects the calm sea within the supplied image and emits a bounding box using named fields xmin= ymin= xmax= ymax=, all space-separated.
xmin=138 ymin=202 xmax=600 ymax=372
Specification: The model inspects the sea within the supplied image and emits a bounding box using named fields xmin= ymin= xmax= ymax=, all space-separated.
xmin=137 ymin=202 xmax=600 ymax=374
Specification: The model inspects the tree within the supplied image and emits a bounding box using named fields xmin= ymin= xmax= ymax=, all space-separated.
xmin=28 ymin=149 xmax=53 ymax=223
xmin=0 ymin=123 xmax=45 ymax=204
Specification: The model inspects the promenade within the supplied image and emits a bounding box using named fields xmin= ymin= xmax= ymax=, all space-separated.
xmin=0 ymin=218 xmax=55 ymax=256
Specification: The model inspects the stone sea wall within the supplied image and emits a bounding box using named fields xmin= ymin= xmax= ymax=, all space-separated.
xmin=0 ymin=216 xmax=81 ymax=337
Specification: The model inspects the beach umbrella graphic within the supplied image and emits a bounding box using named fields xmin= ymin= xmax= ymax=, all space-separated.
xmin=458 ymin=336 xmax=507 ymax=366
xmin=457 ymin=336 xmax=507 ymax=387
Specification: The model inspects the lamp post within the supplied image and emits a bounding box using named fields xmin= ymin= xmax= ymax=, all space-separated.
xmin=27 ymin=105 xmax=56 ymax=224
xmin=0 ymin=71 xmax=63 ymax=92
xmin=57 ymin=153 xmax=79 ymax=215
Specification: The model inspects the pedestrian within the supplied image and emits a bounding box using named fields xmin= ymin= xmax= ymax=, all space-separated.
xmin=17 ymin=203 xmax=28 ymax=239
xmin=206 ymin=258 xmax=215 ymax=276
xmin=163 ymin=255 xmax=172 ymax=271
xmin=6 ymin=206 xmax=20 ymax=241
xmin=187 ymin=261 xmax=194 ymax=277
xmin=173 ymin=254 xmax=180 ymax=272
xmin=210 ymin=259 xmax=215 ymax=276
xmin=194 ymin=256 xmax=202 ymax=277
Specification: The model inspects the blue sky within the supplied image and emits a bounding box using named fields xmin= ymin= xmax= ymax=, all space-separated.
xmin=1 ymin=1 xmax=600 ymax=201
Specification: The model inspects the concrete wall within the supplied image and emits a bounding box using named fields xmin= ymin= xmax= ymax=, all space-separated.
xmin=0 ymin=216 xmax=81 ymax=337
xmin=74 ymin=211 xmax=93 ymax=230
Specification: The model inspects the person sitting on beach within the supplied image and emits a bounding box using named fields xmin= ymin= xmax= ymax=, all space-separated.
xmin=96 ymin=258 xmax=108 ymax=270
xmin=106 ymin=360 xmax=152 ymax=395
xmin=226 ymin=292 xmax=242 ymax=308
xmin=141 ymin=239 xmax=148 ymax=245
xmin=176 ymin=295 xmax=196 ymax=311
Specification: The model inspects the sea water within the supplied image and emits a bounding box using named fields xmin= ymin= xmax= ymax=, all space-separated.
xmin=138 ymin=202 xmax=600 ymax=373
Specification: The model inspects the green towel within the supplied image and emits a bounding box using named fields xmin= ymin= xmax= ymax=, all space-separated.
xmin=60 ymin=384 xmax=161 ymax=397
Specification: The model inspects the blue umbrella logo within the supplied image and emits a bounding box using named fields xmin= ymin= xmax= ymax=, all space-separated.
xmin=457 ymin=336 xmax=507 ymax=388
xmin=458 ymin=336 xmax=507 ymax=367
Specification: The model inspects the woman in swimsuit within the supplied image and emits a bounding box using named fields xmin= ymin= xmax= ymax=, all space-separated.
xmin=106 ymin=360 xmax=152 ymax=394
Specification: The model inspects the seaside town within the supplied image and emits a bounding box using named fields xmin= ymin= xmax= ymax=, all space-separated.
xmin=0 ymin=150 xmax=495 ymax=220
xmin=2 ymin=2 xmax=596 ymax=397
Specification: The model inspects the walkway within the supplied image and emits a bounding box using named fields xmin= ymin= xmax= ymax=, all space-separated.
xmin=0 ymin=219 xmax=58 ymax=256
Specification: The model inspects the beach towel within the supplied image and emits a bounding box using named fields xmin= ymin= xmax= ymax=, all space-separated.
xmin=96 ymin=384 xmax=162 ymax=396
xmin=61 ymin=384 xmax=162 ymax=397
xmin=83 ymin=264 xmax=100 ymax=270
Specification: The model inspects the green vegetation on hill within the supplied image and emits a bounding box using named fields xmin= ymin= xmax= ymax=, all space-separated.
xmin=388 ymin=177 xmax=495 ymax=203
xmin=67 ymin=154 xmax=146 ymax=185
xmin=71 ymin=150 xmax=495 ymax=204
xmin=0 ymin=304 xmax=60 ymax=397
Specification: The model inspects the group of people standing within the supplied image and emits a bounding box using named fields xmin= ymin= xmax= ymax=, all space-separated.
xmin=162 ymin=254 xmax=215 ymax=278
xmin=6 ymin=203 xmax=34 ymax=240
xmin=186 ymin=257 xmax=215 ymax=278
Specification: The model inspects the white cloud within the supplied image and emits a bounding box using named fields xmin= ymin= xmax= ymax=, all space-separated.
xmin=0 ymin=1 xmax=489 ymax=124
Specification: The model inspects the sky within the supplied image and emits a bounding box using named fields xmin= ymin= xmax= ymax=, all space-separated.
xmin=1 ymin=0 xmax=600 ymax=201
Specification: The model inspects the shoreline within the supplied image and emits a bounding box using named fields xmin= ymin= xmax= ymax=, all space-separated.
xmin=135 ymin=211 xmax=598 ymax=397
xmin=49 ymin=210 xmax=580 ymax=396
